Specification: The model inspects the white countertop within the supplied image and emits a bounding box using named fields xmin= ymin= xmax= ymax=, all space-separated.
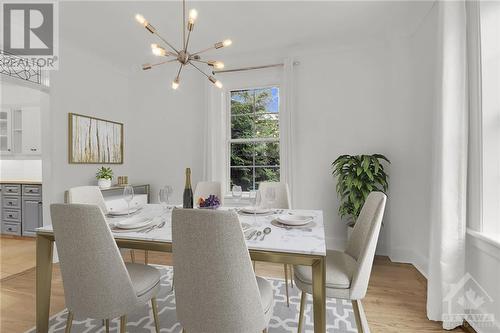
xmin=37 ymin=204 xmax=327 ymax=256
xmin=0 ymin=180 xmax=42 ymax=184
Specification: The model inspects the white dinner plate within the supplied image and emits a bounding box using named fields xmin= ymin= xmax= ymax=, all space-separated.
xmin=108 ymin=206 xmax=143 ymax=216
xmin=115 ymin=216 xmax=152 ymax=229
xmin=277 ymin=214 xmax=313 ymax=226
xmin=239 ymin=207 xmax=273 ymax=215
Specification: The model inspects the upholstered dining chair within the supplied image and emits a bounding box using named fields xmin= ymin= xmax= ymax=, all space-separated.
xmin=293 ymin=192 xmax=387 ymax=333
xmin=172 ymin=209 xmax=274 ymax=333
xmin=67 ymin=186 xmax=139 ymax=263
xmin=194 ymin=181 xmax=223 ymax=205
xmin=258 ymin=181 xmax=294 ymax=306
xmin=50 ymin=204 xmax=162 ymax=333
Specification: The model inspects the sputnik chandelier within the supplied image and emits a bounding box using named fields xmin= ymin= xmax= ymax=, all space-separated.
xmin=135 ymin=0 xmax=231 ymax=90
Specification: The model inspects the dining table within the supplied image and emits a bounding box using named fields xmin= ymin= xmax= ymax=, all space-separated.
xmin=35 ymin=204 xmax=327 ymax=333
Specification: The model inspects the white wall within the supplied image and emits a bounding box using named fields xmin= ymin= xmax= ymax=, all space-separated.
xmin=126 ymin=68 xmax=206 ymax=205
xmin=43 ymin=37 xmax=132 ymax=224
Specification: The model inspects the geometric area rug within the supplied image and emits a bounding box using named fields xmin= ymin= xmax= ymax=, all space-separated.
xmin=26 ymin=265 xmax=358 ymax=332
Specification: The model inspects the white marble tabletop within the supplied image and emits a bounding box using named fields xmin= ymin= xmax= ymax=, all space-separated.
xmin=37 ymin=204 xmax=326 ymax=256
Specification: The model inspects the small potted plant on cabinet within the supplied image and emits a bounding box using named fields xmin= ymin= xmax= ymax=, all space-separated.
xmin=331 ymin=154 xmax=390 ymax=238
xmin=96 ymin=166 xmax=113 ymax=189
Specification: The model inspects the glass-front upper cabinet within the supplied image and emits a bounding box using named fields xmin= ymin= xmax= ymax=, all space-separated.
xmin=0 ymin=109 xmax=12 ymax=153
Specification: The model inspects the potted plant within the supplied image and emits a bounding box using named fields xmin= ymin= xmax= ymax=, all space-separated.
xmin=331 ymin=154 xmax=390 ymax=238
xmin=96 ymin=166 xmax=113 ymax=189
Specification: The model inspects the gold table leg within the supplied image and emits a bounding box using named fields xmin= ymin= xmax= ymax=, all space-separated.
xmin=36 ymin=235 xmax=54 ymax=333
xmin=312 ymin=257 xmax=326 ymax=333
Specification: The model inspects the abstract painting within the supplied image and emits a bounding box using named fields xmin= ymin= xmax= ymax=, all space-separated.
xmin=68 ymin=113 xmax=123 ymax=164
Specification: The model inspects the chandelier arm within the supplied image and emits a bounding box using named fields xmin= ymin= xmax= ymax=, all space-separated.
xmin=182 ymin=0 xmax=186 ymax=48
xmin=189 ymin=61 xmax=211 ymax=79
xmin=190 ymin=59 xmax=210 ymax=65
xmin=151 ymin=59 xmax=179 ymax=68
xmin=184 ymin=28 xmax=192 ymax=52
xmin=176 ymin=63 xmax=184 ymax=79
xmin=153 ymin=32 xmax=180 ymax=54
xmin=190 ymin=46 xmax=216 ymax=57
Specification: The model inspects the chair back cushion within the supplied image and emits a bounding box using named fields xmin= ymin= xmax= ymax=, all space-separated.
xmin=345 ymin=192 xmax=387 ymax=299
xmin=172 ymin=209 xmax=266 ymax=333
xmin=50 ymin=204 xmax=138 ymax=319
xmin=258 ymin=182 xmax=291 ymax=209
xmin=194 ymin=181 xmax=223 ymax=205
xmin=67 ymin=186 xmax=109 ymax=214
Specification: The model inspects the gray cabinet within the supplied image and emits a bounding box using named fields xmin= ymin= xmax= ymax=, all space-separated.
xmin=22 ymin=197 xmax=42 ymax=236
xmin=1 ymin=183 xmax=42 ymax=237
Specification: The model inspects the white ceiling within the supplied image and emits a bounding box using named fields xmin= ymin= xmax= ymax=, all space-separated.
xmin=60 ymin=1 xmax=435 ymax=70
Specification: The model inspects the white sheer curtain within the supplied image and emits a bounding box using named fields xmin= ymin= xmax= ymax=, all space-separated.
xmin=426 ymin=1 xmax=468 ymax=330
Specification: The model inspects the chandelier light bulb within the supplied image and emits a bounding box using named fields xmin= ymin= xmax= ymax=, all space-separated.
xmin=151 ymin=44 xmax=166 ymax=56
xmin=189 ymin=9 xmax=198 ymax=22
xmin=215 ymin=80 xmax=223 ymax=89
xmin=214 ymin=61 xmax=224 ymax=69
xmin=208 ymin=61 xmax=224 ymax=69
xmin=172 ymin=78 xmax=180 ymax=90
xmin=222 ymin=39 xmax=232 ymax=47
xmin=135 ymin=14 xmax=147 ymax=26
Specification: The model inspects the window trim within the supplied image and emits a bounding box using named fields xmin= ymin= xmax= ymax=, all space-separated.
xmin=225 ymin=84 xmax=281 ymax=194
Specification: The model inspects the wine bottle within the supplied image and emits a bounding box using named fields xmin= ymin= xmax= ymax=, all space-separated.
xmin=183 ymin=168 xmax=194 ymax=208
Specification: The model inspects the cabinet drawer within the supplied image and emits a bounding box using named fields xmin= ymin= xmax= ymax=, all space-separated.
xmin=3 ymin=196 xmax=21 ymax=209
xmin=23 ymin=185 xmax=42 ymax=196
xmin=2 ymin=185 xmax=20 ymax=195
xmin=2 ymin=209 xmax=20 ymax=222
xmin=2 ymin=222 xmax=21 ymax=235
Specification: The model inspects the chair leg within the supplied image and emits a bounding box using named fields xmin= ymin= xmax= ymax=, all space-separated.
xmin=297 ymin=292 xmax=306 ymax=333
xmin=284 ymin=264 xmax=289 ymax=307
xmin=145 ymin=250 xmax=149 ymax=264
xmin=253 ymin=261 xmax=256 ymax=271
xmin=64 ymin=311 xmax=73 ymax=333
xmin=352 ymin=300 xmax=364 ymax=333
xmin=105 ymin=319 xmax=110 ymax=333
xmin=290 ymin=265 xmax=294 ymax=288
xmin=120 ymin=315 xmax=127 ymax=333
xmin=151 ymin=297 xmax=160 ymax=333
xmin=130 ymin=250 xmax=135 ymax=263
xmin=171 ymin=275 xmax=175 ymax=292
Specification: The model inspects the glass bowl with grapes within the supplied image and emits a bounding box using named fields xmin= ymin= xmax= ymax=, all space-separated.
xmin=197 ymin=195 xmax=221 ymax=209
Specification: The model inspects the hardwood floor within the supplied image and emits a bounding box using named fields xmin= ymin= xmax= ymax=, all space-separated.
xmin=0 ymin=237 xmax=464 ymax=333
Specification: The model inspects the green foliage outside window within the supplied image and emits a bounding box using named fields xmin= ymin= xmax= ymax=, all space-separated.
xmin=230 ymin=88 xmax=280 ymax=191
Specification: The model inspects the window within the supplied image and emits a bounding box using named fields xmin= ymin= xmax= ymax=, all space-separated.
xmin=228 ymin=87 xmax=280 ymax=192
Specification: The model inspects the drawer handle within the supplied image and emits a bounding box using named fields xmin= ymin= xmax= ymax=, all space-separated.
xmin=8 ymin=214 xmax=13 ymax=218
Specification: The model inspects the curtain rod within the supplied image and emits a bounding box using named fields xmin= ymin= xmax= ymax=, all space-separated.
xmin=213 ymin=61 xmax=299 ymax=74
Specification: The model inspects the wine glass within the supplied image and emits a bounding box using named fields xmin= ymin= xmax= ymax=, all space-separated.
xmin=249 ymin=190 xmax=258 ymax=208
xmin=123 ymin=185 xmax=134 ymax=217
xmin=158 ymin=185 xmax=174 ymax=213
xmin=232 ymin=185 xmax=242 ymax=202
xmin=164 ymin=185 xmax=173 ymax=209
xmin=264 ymin=187 xmax=277 ymax=209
